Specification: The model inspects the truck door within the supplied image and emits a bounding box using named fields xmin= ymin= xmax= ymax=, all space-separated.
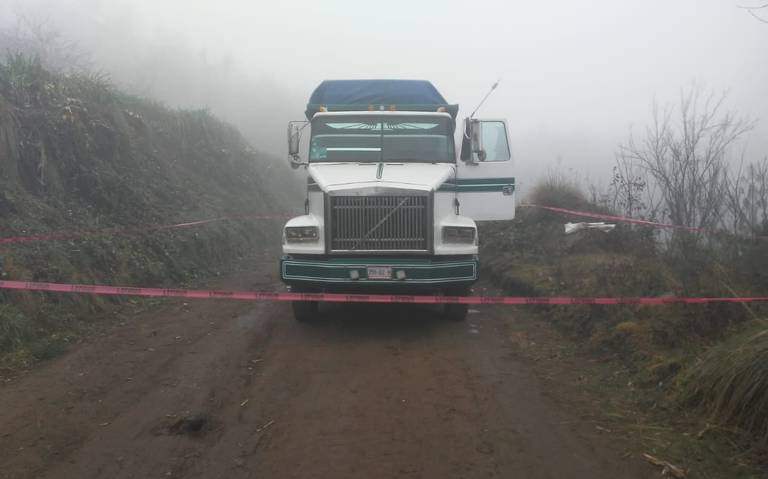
xmin=455 ymin=119 xmax=516 ymax=221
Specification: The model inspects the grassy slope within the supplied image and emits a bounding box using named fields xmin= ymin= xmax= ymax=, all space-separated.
xmin=0 ymin=55 xmax=300 ymax=366
xmin=480 ymin=182 xmax=768 ymax=474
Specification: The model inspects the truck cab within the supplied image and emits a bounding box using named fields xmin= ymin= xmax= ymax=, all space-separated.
xmin=281 ymin=80 xmax=515 ymax=321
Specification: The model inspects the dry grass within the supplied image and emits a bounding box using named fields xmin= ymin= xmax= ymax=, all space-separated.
xmin=679 ymin=323 xmax=768 ymax=445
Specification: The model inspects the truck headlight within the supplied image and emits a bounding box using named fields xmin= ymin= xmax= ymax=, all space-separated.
xmin=285 ymin=226 xmax=319 ymax=243
xmin=443 ymin=226 xmax=476 ymax=244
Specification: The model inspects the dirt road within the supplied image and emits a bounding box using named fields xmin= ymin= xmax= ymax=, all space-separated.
xmin=0 ymin=265 xmax=655 ymax=479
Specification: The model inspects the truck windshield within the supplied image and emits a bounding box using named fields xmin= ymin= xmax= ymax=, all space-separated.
xmin=309 ymin=115 xmax=455 ymax=163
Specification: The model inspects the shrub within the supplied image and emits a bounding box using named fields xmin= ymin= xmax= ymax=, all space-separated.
xmin=528 ymin=170 xmax=594 ymax=211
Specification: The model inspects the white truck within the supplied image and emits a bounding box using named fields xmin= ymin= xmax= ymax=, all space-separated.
xmin=281 ymin=80 xmax=515 ymax=321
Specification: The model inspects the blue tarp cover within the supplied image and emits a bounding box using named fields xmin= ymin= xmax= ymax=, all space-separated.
xmin=306 ymin=79 xmax=457 ymax=119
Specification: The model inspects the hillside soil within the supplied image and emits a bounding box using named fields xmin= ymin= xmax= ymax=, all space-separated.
xmin=0 ymin=260 xmax=661 ymax=479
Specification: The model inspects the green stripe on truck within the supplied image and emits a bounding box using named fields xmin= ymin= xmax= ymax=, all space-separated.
xmin=281 ymin=257 xmax=478 ymax=284
xmin=438 ymin=178 xmax=515 ymax=193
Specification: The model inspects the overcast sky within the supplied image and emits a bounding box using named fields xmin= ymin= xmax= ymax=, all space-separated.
xmin=2 ymin=0 xmax=767 ymax=190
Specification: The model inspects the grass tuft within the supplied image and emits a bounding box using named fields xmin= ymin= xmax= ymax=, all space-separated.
xmin=679 ymin=323 xmax=768 ymax=445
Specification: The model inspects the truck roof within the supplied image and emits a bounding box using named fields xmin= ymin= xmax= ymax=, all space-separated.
xmin=305 ymin=79 xmax=459 ymax=120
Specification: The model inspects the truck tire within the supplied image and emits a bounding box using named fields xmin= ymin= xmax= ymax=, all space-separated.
xmin=445 ymin=303 xmax=469 ymax=321
xmin=444 ymin=287 xmax=470 ymax=321
xmin=292 ymin=300 xmax=320 ymax=322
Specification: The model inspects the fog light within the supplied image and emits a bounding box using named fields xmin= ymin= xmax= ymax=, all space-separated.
xmin=350 ymin=270 xmax=360 ymax=280
xmin=396 ymin=270 xmax=406 ymax=280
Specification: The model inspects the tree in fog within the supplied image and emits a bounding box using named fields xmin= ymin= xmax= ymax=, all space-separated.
xmin=723 ymin=156 xmax=768 ymax=235
xmin=607 ymin=151 xmax=662 ymax=220
xmin=619 ymin=86 xmax=754 ymax=234
xmin=0 ymin=13 xmax=90 ymax=72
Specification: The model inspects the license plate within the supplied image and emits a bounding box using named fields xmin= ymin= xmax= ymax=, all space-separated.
xmin=367 ymin=266 xmax=393 ymax=280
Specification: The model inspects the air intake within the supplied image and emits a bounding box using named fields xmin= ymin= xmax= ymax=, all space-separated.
xmin=329 ymin=195 xmax=430 ymax=252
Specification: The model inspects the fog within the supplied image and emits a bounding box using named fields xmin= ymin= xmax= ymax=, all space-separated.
xmin=2 ymin=0 xmax=766 ymax=192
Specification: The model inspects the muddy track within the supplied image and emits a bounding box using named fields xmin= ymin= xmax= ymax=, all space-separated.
xmin=0 ymin=265 xmax=655 ymax=478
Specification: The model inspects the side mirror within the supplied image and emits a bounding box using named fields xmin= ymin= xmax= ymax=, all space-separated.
xmin=469 ymin=118 xmax=486 ymax=161
xmin=461 ymin=118 xmax=486 ymax=163
xmin=287 ymin=121 xmax=306 ymax=168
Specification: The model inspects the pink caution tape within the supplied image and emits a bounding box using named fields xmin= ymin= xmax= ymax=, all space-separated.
xmin=1 ymin=280 xmax=767 ymax=305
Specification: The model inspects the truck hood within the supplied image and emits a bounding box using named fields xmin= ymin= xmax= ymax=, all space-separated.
xmin=308 ymin=162 xmax=455 ymax=193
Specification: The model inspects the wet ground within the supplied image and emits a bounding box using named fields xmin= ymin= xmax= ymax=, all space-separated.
xmin=0 ymin=266 xmax=655 ymax=478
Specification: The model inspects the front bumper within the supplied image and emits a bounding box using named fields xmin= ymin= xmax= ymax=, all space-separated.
xmin=280 ymin=255 xmax=479 ymax=291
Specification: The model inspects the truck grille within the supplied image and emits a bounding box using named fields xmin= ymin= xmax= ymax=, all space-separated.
xmin=329 ymin=195 xmax=429 ymax=252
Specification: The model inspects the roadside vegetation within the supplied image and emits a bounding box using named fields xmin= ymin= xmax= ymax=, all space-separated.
xmin=482 ymin=87 xmax=768 ymax=474
xmin=0 ymin=54 xmax=297 ymax=369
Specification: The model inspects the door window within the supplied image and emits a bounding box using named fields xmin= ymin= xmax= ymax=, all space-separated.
xmin=480 ymin=121 xmax=511 ymax=162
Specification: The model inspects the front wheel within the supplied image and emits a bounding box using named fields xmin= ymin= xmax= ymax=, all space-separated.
xmin=292 ymin=300 xmax=320 ymax=322
xmin=445 ymin=303 xmax=469 ymax=321
xmin=444 ymin=286 xmax=470 ymax=321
